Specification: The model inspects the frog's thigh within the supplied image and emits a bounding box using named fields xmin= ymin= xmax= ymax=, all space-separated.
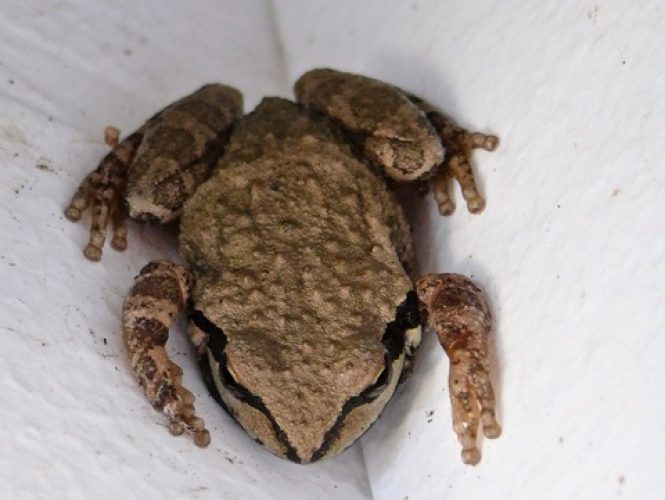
xmin=294 ymin=68 xmax=444 ymax=182
xmin=123 ymin=84 xmax=242 ymax=226
xmin=416 ymin=273 xmax=501 ymax=465
xmin=122 ymin=260 xmax=210 ymax=447
xmin=124 ymin=123 xmax=225 ymax=224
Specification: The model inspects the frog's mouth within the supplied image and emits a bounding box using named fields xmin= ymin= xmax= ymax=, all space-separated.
xmin=189 ymin=291 xmax=420 ymax=464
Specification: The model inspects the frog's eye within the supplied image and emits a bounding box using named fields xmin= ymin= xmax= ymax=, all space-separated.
xmin=381 ymin=291 xmax=420 ymax=359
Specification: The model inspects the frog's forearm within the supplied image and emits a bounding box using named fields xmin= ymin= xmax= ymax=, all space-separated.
xmin=122 ymin=261 xmax=210 ymax=447
xmin=416 ymin=273 xmax=501 ymax=465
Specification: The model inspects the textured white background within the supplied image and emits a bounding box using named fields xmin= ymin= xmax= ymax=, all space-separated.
xmin=1 ymin=1 xmax=663 ymax=499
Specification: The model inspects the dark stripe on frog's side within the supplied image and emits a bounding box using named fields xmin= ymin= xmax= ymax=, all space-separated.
xmin=190 ymin=308 xmax=302 ymax=463
xmin=381 ymin=291 xmax=420 ymax=359
xmin=190 ymin=291 xmax=420 ymax=464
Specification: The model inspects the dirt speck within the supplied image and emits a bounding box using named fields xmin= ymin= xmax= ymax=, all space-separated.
xmin=612 ymin=188 xmax=620 ymax=197
xmin=587 ymin=5 xmax=600 ymax=22
xmin=36 ymin=162 xmax=56 ymax=174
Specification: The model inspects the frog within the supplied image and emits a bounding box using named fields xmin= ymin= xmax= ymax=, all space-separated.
xmin=65 ymin=68 xmax=501 ymax=465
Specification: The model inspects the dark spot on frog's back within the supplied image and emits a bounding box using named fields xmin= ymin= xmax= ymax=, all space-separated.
xmin=146 ymin=126 xmax=197 ymax=163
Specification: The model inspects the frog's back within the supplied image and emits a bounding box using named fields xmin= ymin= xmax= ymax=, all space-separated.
xmin=179 ymin=98 xmax=413 ymax=462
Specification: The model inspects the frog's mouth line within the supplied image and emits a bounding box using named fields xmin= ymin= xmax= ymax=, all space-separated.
xmin=188 ymin=291 xmax=420 ymax=463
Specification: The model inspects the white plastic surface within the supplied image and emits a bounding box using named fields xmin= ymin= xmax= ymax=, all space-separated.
xmin=2 ymin=1 xmax=664 ymax=499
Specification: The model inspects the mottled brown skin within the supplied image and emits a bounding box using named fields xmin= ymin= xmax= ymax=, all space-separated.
xmin=122 ymin=261 xmax=211 ymax=447
xmin=66 ymin=68 xmax=501 ymax=465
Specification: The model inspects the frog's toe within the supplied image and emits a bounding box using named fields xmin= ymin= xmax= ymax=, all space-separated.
xmin=471 ymin=132 xmax=499 ymax=152
xmin=83 ymin=243 xmax=102 ymax=262
xmin=163 ymin=387 xmax=211 ymax=447
xmin=461 ymin=448 xmax=481 ymax=466
xmin=482 ymin=414 xmax=502 ymax=439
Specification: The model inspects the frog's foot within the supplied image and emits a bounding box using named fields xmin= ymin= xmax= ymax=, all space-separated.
xmin=416 ymin=273 xmax=501 ymax=465
xmin=405 ymin=94 xmax=498 ymax=215
xmin=65 ymin=130 xmax=141 ymax=261
xmin=429 ymin=115 xmax=498 ymax=215
xmin=122 ymin=261 xmax=210 ymax=447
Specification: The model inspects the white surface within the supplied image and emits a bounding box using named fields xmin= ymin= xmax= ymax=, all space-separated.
xmin=1 ymin=1 xmax=664 ymax=499
xmin=0 ymin=2 xmax=369 ymax=499
xmin=274 ymin=1 xmax=665 ymax=498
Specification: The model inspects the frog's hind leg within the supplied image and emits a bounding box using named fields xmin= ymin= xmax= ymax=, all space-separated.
xmin=122 ymin=260 xmax=210 ymax=447
xmin=408 ymin=95 xmax=499 ymax=215
xmin=416 ymin=273 xmax=500 ymax=465
xmin=65 ymin=130 xmax=143 ymax=261
xmin=66 ymin=84 xmax=243 ymax=261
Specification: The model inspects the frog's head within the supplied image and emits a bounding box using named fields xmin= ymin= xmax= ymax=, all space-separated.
xmin=193 ymin=293 xmax=419 ymax=463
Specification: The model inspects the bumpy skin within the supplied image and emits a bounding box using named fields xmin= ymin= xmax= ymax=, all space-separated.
xmin=180 ymin=98 xmax=414 ymax=462
xmin=66 ymin=68 xmax=500 ymax=465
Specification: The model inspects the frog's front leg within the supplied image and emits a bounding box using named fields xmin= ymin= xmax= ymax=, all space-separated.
xmin=416 ymin=273 xmax=501 ymax=465
xmin=66 ymin=84 xmax=242 ymax=261
xmin=122 ymin=261 xmax=210 ymax=447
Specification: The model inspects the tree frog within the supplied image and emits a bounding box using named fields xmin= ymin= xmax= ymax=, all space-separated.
xmin=65 ymin=69 xmax=501 ymax=465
